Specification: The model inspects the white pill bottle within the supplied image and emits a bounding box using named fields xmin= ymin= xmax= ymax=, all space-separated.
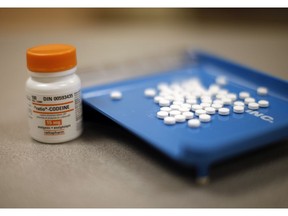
xmin=26 ymin=44 xmax=83 ymax=143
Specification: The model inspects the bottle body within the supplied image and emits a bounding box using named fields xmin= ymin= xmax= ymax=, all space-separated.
xmin=26 ymin=67 xmax=82 ymax=143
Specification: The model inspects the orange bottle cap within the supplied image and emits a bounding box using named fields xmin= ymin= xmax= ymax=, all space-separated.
xmin=26 ymin=44 xmax=77 ymax=72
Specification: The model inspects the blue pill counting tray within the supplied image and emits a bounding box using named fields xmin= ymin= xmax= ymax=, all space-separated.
xmin=82 ymin=51 xmax=288 ymax=181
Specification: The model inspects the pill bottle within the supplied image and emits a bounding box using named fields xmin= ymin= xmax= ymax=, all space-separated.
xmin=26 ymin=44 xmax=83 ymax=143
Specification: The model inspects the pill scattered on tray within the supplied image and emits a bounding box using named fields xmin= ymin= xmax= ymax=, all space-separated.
xmin=141 ymin=76 xmax=270 ymax=129
xmin=110 ymin=91 xmax=122 ymax=100
xmin=257 ymin=87 xmax=268 ymax=96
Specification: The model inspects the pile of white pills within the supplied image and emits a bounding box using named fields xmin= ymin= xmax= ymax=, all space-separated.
xmin=142 ymin=76 xmax=270 ymax=128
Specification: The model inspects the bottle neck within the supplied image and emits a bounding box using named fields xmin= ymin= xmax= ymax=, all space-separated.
xmin=28 ymin=67 xmax=77 ymax=79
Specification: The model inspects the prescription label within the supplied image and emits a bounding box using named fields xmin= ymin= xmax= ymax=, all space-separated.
xmin=26 ymin=90 xmax=82 ymax=140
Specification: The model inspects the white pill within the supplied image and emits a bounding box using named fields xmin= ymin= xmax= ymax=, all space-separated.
xmin=239 ymin=91 xmax=250 ymax=99
xmin=159 ymin=91 xmax=170 ymax=97
xmin=175 ymin=114 xmax=186 ymax=122
xmin=205 ymin=107 xmax=216 ymax=114
xmin=218 ymin=89 xmax=228 ymax=95
xmin=179 ymin=107 xmax=190 ymax=113
xmin=257 ymin=87 xmax=268 ymax=95
xmin=227 ymin=93 xmax=237 ymax=101
xmin=170 ymin=110 xmax=181 ymax=117
xmin=234 ymin=101 xmax=245 ymax=106
xmin=157 ymin=111 xmax=169 ymax=119
xmin=159 ymin=99 xmax=170 ymax=107
xmin=201 ymin=98 xmax=212 ymax=104
xmin=248 ymin=102 xmax=259 ymax=110
xmin=173 ymin=100 xmax=184 ymax=105
xmin=222 ymin=97 xmax=232 ymax=105
xmin=219 ymin=107 xmax=230 ymax=115
xmin=144 ymin=88 xmax=156 ymax=97
xmin=170 ymin=104 xmax=181 ymax=110
xmin=164 ymin=95 xmax=174 ymax=102
xmin=199 ymin=114 xmax=211 ymax=122
xmin=164 ymin=116 xmax=176 ymax=125
xmin=188 ymin=119 xmax=201 ymax=128
xmin=186 ymin=95 xmax=197 ymax=100
xmin=192 ymin=104 xmax=202 ymax=111
xmin=181 ymin=103 xmax=192 ymax=109
xmin=244 ymin=97 xmax=256 ymax=104
xmin=200 ymin=102 xmax=211 ymax=108
xmin=160 ymin=107 xmax=171 ymax=112
xmin=195 ymin=109 xmax=206 ymax=116
xmin=201 ymin=96 xmax=212 ymax=101
xmin=212 ymin=103 xmax=223 ymax=110
xmin=157 ymin=83 xmax=169 ymax=91
xmin=233 ymin=105 xmax=244 ymax=113
xmin=182 ymin=111 xmax=194 ymax=119
xmin=213 ymin=99 xmax=224 ymax=105
xmin=208 ymin=84 xmax=220 ymax=94
xmin=258 ymin=100 xmax=269 ymax=108
xmin=110 ymin=91 xmax=122 ymax=100
xmin=186 ymin=98 xmax=197 ymax=105
xmin=216 ymin=76 xmax=227 ymax=85
xmin=216 ymin=94 xmax=226 ymax=99
xmin=154 ymin=96 xmax=163 ymax=103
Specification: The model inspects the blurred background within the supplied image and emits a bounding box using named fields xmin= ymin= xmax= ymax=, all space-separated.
xmin=1 ymin=9 xmax=288 ymax=207
xmin=1 ymin=9 xmax=288 ymax=78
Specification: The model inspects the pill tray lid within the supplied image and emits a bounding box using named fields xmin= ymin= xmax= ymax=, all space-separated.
xmin=82 ymin=51 xmax=288 ymax=170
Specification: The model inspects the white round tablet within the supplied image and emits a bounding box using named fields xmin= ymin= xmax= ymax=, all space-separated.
xmin=195 ymin=109 xmax=206 ymax=116
xmin=188 ymin=119 xmax=201 ymax=128
xmin=164 ymin=116 xmax=176 ymax=125
xmin=191 ymin=104 xmax=202 ymax=111
xmin=208 ymin=84 xmax=220 ymax=94
xmin=219 ymin=107 xmax=230 ymax=115
xmin=160 ymin=107 xmax=171 ymax=112
xmin=170 ymin=110 xmax=181 ymax=117
xmin=258 ymin=100 xmax=269 ymax=108
xmin=154 ymin=96 xmax=163 ymax=103
xmin=170 ymin=104 xmax=181 ymax=110
xmin=248 ymin=102 xmax=259 ymax=110
xmin=181 ymin=103 xmax=192 ymax=109
xmin=164 ymin=95 xmax=174 ymax=102
xmin=199 ymin=114 xmax=211 ymax=122
xmin=227 ymin=93 xmax=237 ymax=101
xmin=157 ymin=83 xmax=169 ymax=91
xmin=175 ymin=114 xmax=186 ymax=122
xmin=216 ymin=76 xmax=227 ymax=85
xmin=200 ymin=102 xmax=211 ymax=108
xmin=216 ymin=94 xmax=225 ymax=99
xmin=144 ymin=88 xmax=156 ymax=97
xmin=222 ymin=97 xmax=232 ymax=105
xmin=212 ymin=103 xmax=223 ymax=110
xmin=157 ymin=111 xmax=169 ymax=119
xmin=182 ymin=111 xmax=194 ymax=120
xmin=186 ymin=98 xmax=197 ymax=105
xmin=173 ymin=100 xmax=184 ymax=105
xmin=239 ymin=91 xmax=250 ymax=99
xmin=218 ymin=89 xmax=228 ymax=95
xmin=213 ymin=99 xmax=223 ymax=105
xmin=233 ymin=105 xmax=244 ymax=113
xmin=234 ymin=101 xmax=245 ymax=106
xmin=257 ymin=87 xmax=268 ymax=96
xmin=245 ymin=97 xmax=256 ymax=104
xmin=159 ymin=99 xmax=170 ymax=107
xmin=179 ymin=107 xmax=190 ymax=113
xmin=110 ymin=91 xmax=122 ymax=100
xmin=205 ymin=107 xmax=216 ymax=115
xmin=201 ymin=98 xmax=212 ymax=104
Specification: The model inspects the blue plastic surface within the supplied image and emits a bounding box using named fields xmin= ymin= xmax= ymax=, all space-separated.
xmin=82 ymin=51 xmax=288 ymax=177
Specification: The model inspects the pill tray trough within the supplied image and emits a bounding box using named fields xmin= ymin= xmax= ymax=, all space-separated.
xmin=82 ymin=51 xmax=288 ymax=181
